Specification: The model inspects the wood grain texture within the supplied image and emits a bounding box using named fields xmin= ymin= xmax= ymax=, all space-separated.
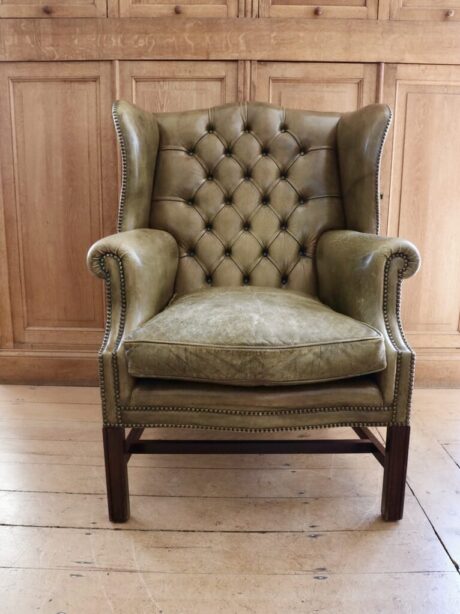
xmin=258 ymin=0 xmax=378 ymax=20
xmin=390 ymin=0 xmax=460 ymax=21
xmin=384 ymin=64 xmax=460 ymax=384
xmin=0 ymin=0 xmax=107 ymax=18
xmin=0 ymin=62 xmax=117 ymax=350
xmin=1 ymin=18 xmax=460 ymax=64
xmin=0 ymin=350 xmax=98 ymax=385
xmin=252 ymin=61 xmax=377 ymax=109
xmin=118 ymin=60 xmax=240 ymax=111
xmin=0 ymin=386 xmax=459 ymax=613
xmin=1 ymin=569 xmax=458 ymax=614
xmin=120 ymin=0 xmax=239 ymax=17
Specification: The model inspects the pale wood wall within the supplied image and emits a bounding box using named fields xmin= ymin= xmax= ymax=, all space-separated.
xmin=0 ymin=4 xmax=459 ymax=386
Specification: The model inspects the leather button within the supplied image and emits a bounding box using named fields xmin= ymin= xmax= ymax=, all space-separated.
xmin=244 ymin=172 xmax=251 ymax=180
xmin=225 ymin=148 xmax=232 ymax=157
xmin=243 ymin=222 xmax=251 ymax=231
xmin=281 ymin=275 xmax=288 ymax=285
xmin=280 ymin=174 xmax=287 ymax=180
xmin=225 ymin=198 xmax=232 ymax=206
xmin=280 ymin=221 xmax=287 ymax=231
xmin=280 ymin=123 xmax=288 ymax=132
xmin=207 ymin=125 xmax=214 ymax=133
xmin=188 ymin=249 xmax=195 ymax=257
xmin=243 ymin=275 xmax=250 ymax=285
xmin=299 ymin=197 xmax=305 ymax=205
xmin=187 ymin=149 xmax=195 ymax=156
xmin=244 ymin=125 xmax=251 ymax=133
xmin=224 ymin=248 xmax=232 ymax=257
xmin=299 ymin=149 xmax=306 ymax=156
xmin=207 ymin=175 xmax=214 ymax=181
xmin=206 ymin=275 xmax=213 ymax=284
xmin=205 ymin=223 xmax=213 ymax=231
xmin=299 ymin=247 xmax=307 ymax=257
xmin=262 ymin=248 xmax=269 ymax=257
xmin=262 ymin=197 xmax=269 ymax=206
xmin=261 ymin=148 xmax=269 ymax=156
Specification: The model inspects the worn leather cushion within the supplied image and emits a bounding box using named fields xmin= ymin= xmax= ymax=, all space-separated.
xmin=124 ymin=287 xmax=386 ymax=386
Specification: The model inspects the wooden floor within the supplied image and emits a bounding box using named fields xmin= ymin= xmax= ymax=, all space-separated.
xmin=0 ymin=387 xmax=459 ymax=613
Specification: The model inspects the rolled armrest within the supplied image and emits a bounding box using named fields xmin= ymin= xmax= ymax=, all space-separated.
xmin=87 ymin=228 xmax=178 ymax=421
xmin=317 ymin=230 xmax=420 ymax=418
xmin=317 ymin=230 xmax=420 ymax=315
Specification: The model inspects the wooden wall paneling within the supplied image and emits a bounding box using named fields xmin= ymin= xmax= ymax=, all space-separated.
xmin=0 ymin=164 xmax=14 ymax=350
xmin=107 ymin=0 xmax=120 ymax=16
xmin=258 ymin=0 xmax=378 ymax=19
xmin=385 ymin=63 xmax=460 ymax=385
xmin=0 ymin=62 xmax=117 ymax=356
xmin=118 ymin=61 xmax=241 ymax=111
xmin=377 ymin=0 xmax=390 ymax=19
xmin=3 ymin=19 xmax=460 ymax=65
xmin=390 ymin=0 xmax=460 ymax=21
xmin=0 ymin=0 xmax=107 ymax=18
xmin=119 ymin=0 xmax=238 ymax=17
xmin=252 ymin=62 xmax=378 ymax=111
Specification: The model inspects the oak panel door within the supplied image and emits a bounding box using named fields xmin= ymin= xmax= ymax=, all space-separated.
xmin=390 ymin=0 xmax=460 ymax=21
xmin=119 ymin=0 xmax=238 ymax=17
xmin=252 ymin=62 xmax=378 ymax=111
xmin=0 ymin=62 xmax=117 ymax=350
xmin=0 ymin=0 xmax=106 ymax=17
xmin=385 ymin=64 xmax=460 ymax=381
xmin=118 ymin=61 xmax=240 ymax=112
xmin=257 ymin=0 xmax=377 ymax=18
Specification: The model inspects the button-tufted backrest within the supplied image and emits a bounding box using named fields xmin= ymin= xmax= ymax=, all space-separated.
xmin=113 ymin=101 xmax=392 ymax=297
xmin=151 ymin=102 xmax=343 ymax=296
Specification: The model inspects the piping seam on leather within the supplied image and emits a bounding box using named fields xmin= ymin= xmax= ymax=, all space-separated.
xmin=114 ymin=420 xmax=398 ymax=433
xmin=375 ymin=107 xmax=393 ymax=235
xmin=112 ymin=101 xmax=128 ymax=233
xmin=124 ymin=336 xmax=382 ymax=350
xmin=98 ymin=252 xmax=128 ymax=426
xmin=382 ymin=251 xmax=416 ymax=423
xmin=120 ymin=404 xmax=391 ymax=415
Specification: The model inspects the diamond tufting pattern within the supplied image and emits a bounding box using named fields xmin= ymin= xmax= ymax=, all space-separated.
xmin=150 ymin=102 xmax=345 ymax=296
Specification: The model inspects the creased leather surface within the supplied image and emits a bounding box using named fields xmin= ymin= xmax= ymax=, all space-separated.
xmin=124 ymin=287 xmax=386 ymax=385
xmin=317 ymin=230 xmax=420 ymax=420
xmin=87 ymin=229 xmax=178 ymax=420
xmin=125 ymin=375 xmax=389 ymax=437
xmin=86 ymin=100 xmax=418 ymax=430
xmin=337 ymin=104 xmax=392 ymax=234
xmin=113 ymin=101 xmax=160 ymax=232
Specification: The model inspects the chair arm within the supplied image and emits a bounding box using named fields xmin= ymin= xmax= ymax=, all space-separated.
xmin=87 ymin=228 xmax=178 ymax=421
xmin=316 ymin=230 xmax=420 ymax=418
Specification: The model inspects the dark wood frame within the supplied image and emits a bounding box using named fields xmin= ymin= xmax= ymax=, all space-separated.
xmin=102 ymin=424 xmax=410 ymax=523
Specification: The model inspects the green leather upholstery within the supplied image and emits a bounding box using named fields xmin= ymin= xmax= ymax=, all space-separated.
xmin=124 ymin=287 xmax=386 ymax=385
xmin=149 ymin=102 xmax=344 ymax=295
xmin=87 ymin=100 xmax=419 ymax=431
xmin=317 ymin=230 xmax=420 ymax=422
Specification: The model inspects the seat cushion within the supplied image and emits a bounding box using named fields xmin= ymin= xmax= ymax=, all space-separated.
xmin=124 ymin=287 xmax=386 ymax=386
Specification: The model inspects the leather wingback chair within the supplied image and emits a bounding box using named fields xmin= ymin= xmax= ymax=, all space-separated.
xmin=88 ymin=101 xmax=420 ymax=523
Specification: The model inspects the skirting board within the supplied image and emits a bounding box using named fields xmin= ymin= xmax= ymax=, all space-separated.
xmin=0 ymin=350 xmax=458 ymax=387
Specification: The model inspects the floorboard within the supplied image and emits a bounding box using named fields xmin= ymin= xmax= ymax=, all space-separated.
xmin=0 ymin=386 xmax=459 ymax=613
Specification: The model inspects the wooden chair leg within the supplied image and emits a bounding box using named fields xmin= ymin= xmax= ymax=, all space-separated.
xmin=381 ymin=425 xmax=410 ymax=521
xmin=102 ymin=426 xmax=130 ymax=523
